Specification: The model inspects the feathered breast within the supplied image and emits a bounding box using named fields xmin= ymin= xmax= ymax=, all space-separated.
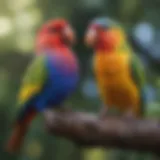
xmin=94 ymin=53 xmax=129 ymax=76
xmin=45 ymin=50 xmax=79 ymax=90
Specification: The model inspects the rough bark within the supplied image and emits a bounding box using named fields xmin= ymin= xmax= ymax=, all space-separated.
xmin=44 ymin=110 xmax=160 ymax=155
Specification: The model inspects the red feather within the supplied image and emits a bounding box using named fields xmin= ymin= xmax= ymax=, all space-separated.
xmin=35 ymin=19 xmax=68 ymax=53
xmin=5 ymin=109 xmax=37 ymax=154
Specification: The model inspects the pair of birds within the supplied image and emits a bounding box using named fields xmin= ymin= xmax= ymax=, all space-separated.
xmin=6 ymin=17 xmax=146 ymax=154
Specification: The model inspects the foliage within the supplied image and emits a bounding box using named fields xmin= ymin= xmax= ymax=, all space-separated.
xmin=0 ymin=0 xmax=159 ymax=160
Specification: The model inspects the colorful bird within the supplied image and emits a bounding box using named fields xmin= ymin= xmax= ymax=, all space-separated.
xmin=5 ymin=19 xmax=79 ymax=153
xmin=84 ymin=17 xmax=146 ymax=118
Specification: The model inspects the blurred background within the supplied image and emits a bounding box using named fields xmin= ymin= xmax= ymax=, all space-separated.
xmin=0 ymin=0 xmax=159 ymax=160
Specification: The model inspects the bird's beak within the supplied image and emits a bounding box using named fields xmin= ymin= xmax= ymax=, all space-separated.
xmin=84 ymin=28 xmax=97 ymax=47
xmin=63 ymin=26 xmax=76 ymax=45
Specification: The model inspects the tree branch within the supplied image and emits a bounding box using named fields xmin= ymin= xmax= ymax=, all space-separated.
xmin=44 ymin=110 xmax=160 ymax=155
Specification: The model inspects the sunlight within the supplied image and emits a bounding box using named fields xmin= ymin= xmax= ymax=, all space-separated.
xmin=15 ymin=9 xmax=42 ymax=31
xmin=7 ymin=0 xmax=36 ymax=11
xmin=16 ymin=32 xmax=35 ymax=52
xmin=0 ymin=17 xmax=12 ymax=37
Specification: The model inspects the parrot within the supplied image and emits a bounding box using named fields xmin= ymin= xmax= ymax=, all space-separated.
xmin=83 ymin=17 xmax=147 ymax=160
xmin=84 ymin=17 xmax=146 ymax=119
xmin=5 ymin=19 xmax=79 ymax=154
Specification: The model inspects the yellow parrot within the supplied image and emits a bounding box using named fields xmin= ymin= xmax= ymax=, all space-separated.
xmin=85 ymin=17 xmax=146 ymax=118
xmin=83 ymin=17 xmax=147 ymax=160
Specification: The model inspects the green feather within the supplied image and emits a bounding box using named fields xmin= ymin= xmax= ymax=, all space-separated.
xmin=22 ymin=55 xmax=47 ymax=85
xmin=130 ymin=54 xmax=145 ymax=87
xmin=17 ymin=55 xmax=47 ymax=106
xmin=129 ymin=54 xmax=147 ymax=116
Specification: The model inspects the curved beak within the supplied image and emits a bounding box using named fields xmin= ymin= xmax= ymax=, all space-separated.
xmin=84 ymin=28 xmax=97 ymax=47
xmin=63 ymin=26 xmax=76 ymax=45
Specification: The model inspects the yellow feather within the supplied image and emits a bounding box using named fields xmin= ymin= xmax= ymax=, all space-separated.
xmin=93 ymin=53 xmax=140 ymax=115
xmin=18 ymin=85 xmax=41 ymax=106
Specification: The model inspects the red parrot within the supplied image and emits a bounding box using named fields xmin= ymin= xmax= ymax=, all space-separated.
xmin=5 ymin=19 xmax=79 ymax=154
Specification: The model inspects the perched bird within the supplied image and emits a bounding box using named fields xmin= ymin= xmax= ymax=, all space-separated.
xmin=6 ymin=19 xmax=79 ymax=153
xmin=84 ymin=17 xmax=146 ymax=118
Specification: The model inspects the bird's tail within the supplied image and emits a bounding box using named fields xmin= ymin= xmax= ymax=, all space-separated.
xmin=5 ymin=107 xmax=37 ymax=154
